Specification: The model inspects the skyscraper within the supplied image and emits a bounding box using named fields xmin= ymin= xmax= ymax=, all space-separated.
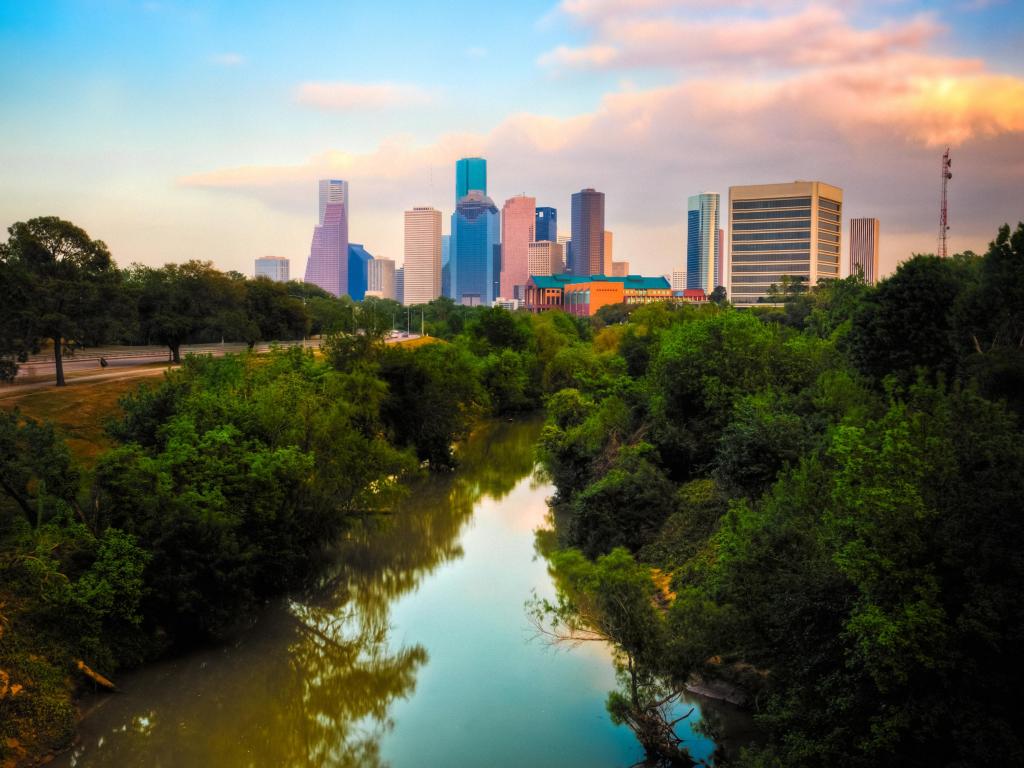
xmin=255 ymin=256 xmax=289 ymax=282
xmin=728 ymin=181 xmax=843 ymax=307
xmin=348 ymin=243 xmax=374 ymax=301
xmin=451 ymin=191 xmax=500 ymax=306
xmin=849 ymin=218 xmax=880 ymax=284
xmin=687 ymin=193 xmax=721 ymax=293
xmin=535 ymin=207 xmax=557 ymax=242
xmin=528 ymin=241 xmax=564 ymax=279
xmin=455 ymin=157 xmax=487 ymax=201
xmin=500 ymin=195 xmax=536 ymax=299
xmin=603 ymin=230 xmax=614 ymax=275
xmin=304 ymin=201 xmax=348 ymax=296
xmin=403 ymin=207 xmax=442 ymax=306
xmin=318 ymin=179 xmax=349 ymax=225
xmin=441 ymin=234 xmax=452 ymax=298
xmin=570 ymin=188 xmax=605 ymax=276
xmin=717 ymin=228 xmax=725 ymax=292
xmin=368 ymin=258 xmax=396 ymax=300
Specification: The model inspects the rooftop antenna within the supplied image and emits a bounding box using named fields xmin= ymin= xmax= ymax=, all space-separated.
xmin=939 ymin=147 xmax=952 ymax=258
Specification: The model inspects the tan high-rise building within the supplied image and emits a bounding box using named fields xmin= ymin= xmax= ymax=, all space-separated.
xmin=500 ymin=195 xmax=536 ymax=300
xmin=603 ymin=231 xmax=614 ymax=275
xmin=728 ymin=181 xmax=842 ymax=307
xmin=403 ymin=207 xmax=442 ymax=306
xmin=849 ymin=217 xmax=880 ymax=284
xmin=527 ymin=241 xmax=564 ymax=279
xmin=611 ymin=260 xmax=630 ymax=277
xmin=368 ymin=257 xmax=396 ymax=300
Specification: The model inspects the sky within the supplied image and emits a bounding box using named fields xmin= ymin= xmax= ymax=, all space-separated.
xmin=1 ymin=0 xmax=1023 ymax=281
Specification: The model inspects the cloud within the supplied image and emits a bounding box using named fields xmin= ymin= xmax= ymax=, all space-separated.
xmin=210 ymin=52 xmax=246 ymax=67
xmin=183 ymin=4 xmax=1024 ymax=279
xmin=542 ymin=5 xmax=942 ymax=71
xmin=294 ymin=81 xmax=433 ymax=111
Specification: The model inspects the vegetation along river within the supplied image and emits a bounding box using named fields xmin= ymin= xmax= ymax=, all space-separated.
xmin=56 ymin=418 xmax=749 ymax=768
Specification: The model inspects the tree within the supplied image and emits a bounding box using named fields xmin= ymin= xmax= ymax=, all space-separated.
xmin=531 ymin=547 xmax=697 ymax=767
xmin=0 ymin=410 xmax=79 ymax=527
xmin=0 ymin=217 xmax=125 ymax=385
xmin=129 ymin=260 xmax=241 ymax=362
xmin=708 ymin=286 xmax=728 ymax=306
xmin=243 ymin=277 xmax=308 ymax=346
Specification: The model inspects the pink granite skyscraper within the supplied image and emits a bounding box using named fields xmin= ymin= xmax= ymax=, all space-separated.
xmin=500 ymin=195 xmax=536 ymax=299
xmin=304 ymin=201 xmax=348 ymax=296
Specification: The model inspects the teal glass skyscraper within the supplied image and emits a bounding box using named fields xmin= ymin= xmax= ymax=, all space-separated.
xmin=455 ymin=157 xmax=487 ymax=201
xmin=451 ymin=190 xmax=500 ymax=306
xmin=687 ymin=193 xmax=720 ymax=293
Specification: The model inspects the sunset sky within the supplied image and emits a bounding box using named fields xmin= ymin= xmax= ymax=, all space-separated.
xmin=1 ymin=0 xmax=1022 ymax=279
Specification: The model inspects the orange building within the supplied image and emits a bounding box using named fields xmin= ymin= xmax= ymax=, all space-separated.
xmin=524 ymin=273 xmax=674 ymax=316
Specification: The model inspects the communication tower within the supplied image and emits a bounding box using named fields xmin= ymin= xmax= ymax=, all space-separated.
xmin=939 ymin=147 xmax=952 ymax=258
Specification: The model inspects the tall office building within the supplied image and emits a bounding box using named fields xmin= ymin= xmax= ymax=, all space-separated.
xmin=455 ymin=157 xmax=487 ymax=201
xmin=717 ymin=228 xmax=725 ymax=291
xmin=528 ymin=241 xmax=564 ymax=279
xmin=728 ymin=181 xmax=843 ymax=307
xmin=441 ymin=234 xmax=452 ymax=298
xmin=395 ymin=266 xmax=405 ymax=305
xmin=849 ymin=217 xmax=880 ymax=284
xmin=451 ymin=191 xmax=500 ymax=306
xmin=403 ymin=207 xmax=442 ymax=306
xmin=254 ymin=256 xmax=289 ymax=282
xmin=348 ymin=244 xmax=374 ymax=301
xmin=603 ymin=231 xmax=614 ymax=275
xmin=671 ymin=270 xmax=686 ymax=291
xmin=557 ymin=234 xmax=570 ymax=273
xmin=500 ymin=195 xmax=536 ymax=299
xmin=687 ymin=193 xmax=721 ymax=293
xmin=570 ymin=188 xmax=605 ymax=276
xmin=304 ymin=201 xmax=348 ymax=296
xmin=611 ymin=261 xmax=630 ymax=277
xmin=536 ymin=207 xmax=557 ymax=242
xmin=318 ymin=179 xmax=349 ymax=225
xmin=368 ymin=258 xmax=396 ymax=300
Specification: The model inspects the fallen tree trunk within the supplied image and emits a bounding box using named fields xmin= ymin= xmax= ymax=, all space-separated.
xmin=75 ymin=660 xmax=117 ymax=691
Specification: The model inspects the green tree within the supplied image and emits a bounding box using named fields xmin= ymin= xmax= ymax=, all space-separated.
xmin=0 ymin=410 xmax=79 ymax=527
xmin=0 ymin=217 xmax=125 ymax=385
xmin=129 ymin=260 xmax=242 ymax=362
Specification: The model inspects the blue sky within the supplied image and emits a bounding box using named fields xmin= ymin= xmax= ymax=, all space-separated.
xmin=2 ymin=0 xmax=1022 ymax=278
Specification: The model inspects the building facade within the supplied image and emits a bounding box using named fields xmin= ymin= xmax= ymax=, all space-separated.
xmin=687 ymin=193 xmax=721 ymax=293
xmin=403 ymin=207 xmax=442 ymax=306
xmin=603 ymin=231 xmax=614 ymax=275
xmin=367 ymin=257 xmax=396 ymax=300
xmin=849 ymin=217 xmax=880 ymax=284
xmin=527 ymin=241 xmax=564 ymax=279
xmin=500 ymin=195 xmax=536 ymax=299
xmin=304 ymin=201 xmax=348 ymax=296
xmin=455 ymin=157 xmax=487 ymax=201
xmin=255 ymin=256 xmax=289 ymax=282
xmin=728 ymin=181 xmax=843 ymax=307
xmin=535 ymin=207 xmax=557 ymax=242
xmin=451 ymin=191 xmax=500 ymax=306
xmin=318 ymin=179 xmax=349 ymax=225
xmin=524 ymin=274 xmax=672 ymax=316
xmin=611 ymin=260 xmax=630 ymax=277
xmin=570 ymin=188 xmax=605 ymax=276
xmin=347 ymin=243 xmax=374 ymax=301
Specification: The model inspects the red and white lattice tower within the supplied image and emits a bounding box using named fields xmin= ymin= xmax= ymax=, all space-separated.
xmin=939 ymin=147 xmax=952 ymax=258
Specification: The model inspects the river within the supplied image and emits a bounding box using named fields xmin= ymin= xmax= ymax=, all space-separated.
xmin=55 ymin=418 xmax=749 ymax=768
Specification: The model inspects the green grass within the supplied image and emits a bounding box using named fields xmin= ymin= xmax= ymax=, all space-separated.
xmin=0 ymin=374 xmax=161 ymax=466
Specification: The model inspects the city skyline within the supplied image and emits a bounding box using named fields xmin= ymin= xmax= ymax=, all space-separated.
xmin=1 ymin=2 xmax=1022 ymax=281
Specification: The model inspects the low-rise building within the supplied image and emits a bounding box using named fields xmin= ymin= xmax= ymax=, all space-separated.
xmin=524 ymin=273 xmax=672 ymax=316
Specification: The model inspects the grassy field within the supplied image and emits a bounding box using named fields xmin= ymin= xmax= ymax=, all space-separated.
xmin=0 ymin=372 xmax=164 ymax=465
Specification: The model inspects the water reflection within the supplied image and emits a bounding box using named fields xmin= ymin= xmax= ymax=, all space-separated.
xmin=59 ymin=419 xmax=544 ymax=768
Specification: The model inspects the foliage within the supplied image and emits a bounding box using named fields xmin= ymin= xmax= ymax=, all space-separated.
xmin=0 ymin=217 xmax=125 ymax=384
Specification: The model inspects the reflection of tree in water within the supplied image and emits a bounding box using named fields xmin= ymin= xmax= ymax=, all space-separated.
xmin=61 ymin=418 xmax=543 ymax=768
